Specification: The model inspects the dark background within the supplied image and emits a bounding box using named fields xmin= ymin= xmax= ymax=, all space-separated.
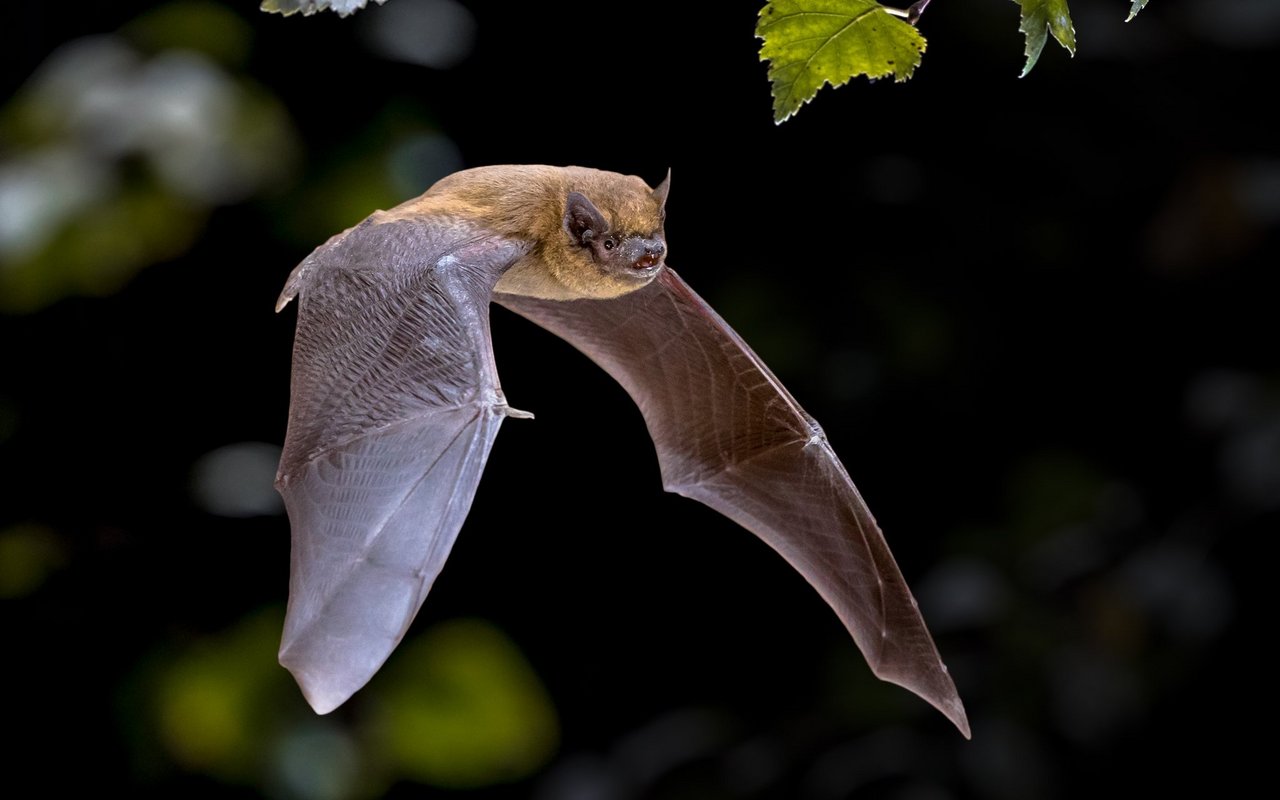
xmin=1 ymin=1 xmax=1274 ymax=797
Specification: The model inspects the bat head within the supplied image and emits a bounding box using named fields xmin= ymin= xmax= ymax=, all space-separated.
xmin=486 ymin=166 xmax=671 ymax=301
xmin=558 ymin=173 xmax=668 ymax=298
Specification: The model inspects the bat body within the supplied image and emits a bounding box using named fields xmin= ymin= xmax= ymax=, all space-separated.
xmin=276 ymin=165 xmax=969 ymax=737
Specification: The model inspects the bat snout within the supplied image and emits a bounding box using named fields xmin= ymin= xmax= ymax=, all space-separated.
xmin=630 ymin=241 xmax=666 ymax=271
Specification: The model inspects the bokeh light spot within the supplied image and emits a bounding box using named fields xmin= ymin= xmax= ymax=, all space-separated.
xmin=370 ymin=618 xmax=559 ymax=788
xmin=0 ymin=524 xmax=66 ymax=598
xmin=191 ymin=442 xmax=284 ymax=517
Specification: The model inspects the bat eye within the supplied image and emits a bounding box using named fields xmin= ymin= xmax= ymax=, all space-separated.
xmin=603 ymin=238 xmax=615 ymax=251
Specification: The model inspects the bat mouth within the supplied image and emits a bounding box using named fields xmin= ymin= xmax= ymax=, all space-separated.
xmin=618 ymin=261 xmax=663 ymax=283
xmin=614 ymin=237 xmax=665 ymax=281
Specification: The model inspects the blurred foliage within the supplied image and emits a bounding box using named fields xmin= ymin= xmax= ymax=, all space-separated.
xmin=370 ymin=619 xmax=560 ymax=788
xmin=0 ymin=523 xmax=66 ymax=598
xmin=276 ymin=103 xmax=460 ymax=246
xmin=152 ymin=608 xmax=292 ymax=780
xmin=138 ymin=611 xmax=554 ymax=798
xmin=1005 ymin=451 xmax=1110 ymax=542
xmin=126 ymin=0 xmax=254 ymax=65
xmin=0 ymin=1 xmax=296 ymax=312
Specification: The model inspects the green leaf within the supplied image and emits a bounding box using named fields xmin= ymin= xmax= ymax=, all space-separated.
xmin=757 ymin=0 xmax=927 ymax=124
xmin=1013 ymin=0 xmax=1076 ymax=77
xmin=261 ymin=0 xmax=386 ymax=17
xmin=1127 ymin=0 xmax=1150 ymax=22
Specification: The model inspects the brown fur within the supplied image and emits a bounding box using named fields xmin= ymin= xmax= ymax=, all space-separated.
xmin=376 ymin=165 xmax=666 ymax=300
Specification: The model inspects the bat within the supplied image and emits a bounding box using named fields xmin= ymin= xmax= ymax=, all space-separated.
xmin=274 ymin=165 xmax=970 ymax=737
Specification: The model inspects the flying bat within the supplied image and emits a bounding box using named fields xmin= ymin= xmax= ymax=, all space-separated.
xmin=274 ymin=165 xmax=969 ymax=737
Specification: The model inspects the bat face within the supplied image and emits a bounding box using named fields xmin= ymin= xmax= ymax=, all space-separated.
xmin=563 ymin=190 xmax=667 ymax=287
xmin=275 ymin=164 xmax=968 ymax=736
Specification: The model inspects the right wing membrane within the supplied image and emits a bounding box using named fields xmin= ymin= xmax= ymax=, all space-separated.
xmin=496 ymin=268 xmax=969 ymax=737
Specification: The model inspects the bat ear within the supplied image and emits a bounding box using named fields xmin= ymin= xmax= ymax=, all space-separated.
xmin=564 ymin=191 xmax=608 ymax=245
xmin=652 ymin=168 xmax=671 ymax=212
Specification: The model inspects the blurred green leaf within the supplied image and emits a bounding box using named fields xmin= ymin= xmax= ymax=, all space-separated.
xmin=370 ymin=619 xmax=559 ymax=788
xmin=1014 ymin=0 xmax=1077 ymax=77
xmin=758 ymin=0 xmax=926 ymax=123
xmin=261 ymin=0 xmax=387 ymax=17
xmin=0 ymin=28 xmax=296 ymax=312
xmin=279 ymin=156 xmax=401 ymax=246
xmin=153 ymin=609 xmax=292 ymax=779
xmin=0 ymin=525 xmax=65 ymax=598
xmin=277 ymin=104 xmax=449 ymax=245
xmin=0 ymin=180 xmax=204 ymax=313
xmin=1007 ymin=452 xmax=1108 ymax=540
xmin=1127 ymin=1 xmax=1150 ymax=22
xmin=125 ymin=1 xmax=253 ymax=65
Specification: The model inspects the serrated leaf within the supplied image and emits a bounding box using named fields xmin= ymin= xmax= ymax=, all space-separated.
xmin=261 ymin=0 xmax=386 ymax=17
xmin=757 ymin=0 xmax=927 ymax=124
xmin=1126 ymin=0 xmax=1150 ymax=22
xmin=1014 ymin=0 xmax=1076 ymax=77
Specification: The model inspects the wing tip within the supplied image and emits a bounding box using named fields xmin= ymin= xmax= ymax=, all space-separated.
xmin=279 ymin=626 xmax=369 ymax=715
xmin=279 ymin=649 xmax=359 ymax=715
xmin=300 ymin=685 xmax=344 ymax=716
xmin=940 ymin=693 xmax=972 ymax=740
xmin=874 ymin=659 xmax=971 ymax=739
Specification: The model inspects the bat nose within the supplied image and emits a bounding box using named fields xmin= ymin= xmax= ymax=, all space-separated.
xmin=633 ymin=242 xmax=665 ymax=270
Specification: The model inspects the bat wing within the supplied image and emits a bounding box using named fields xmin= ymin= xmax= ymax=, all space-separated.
xmin=276 ymin=215 xmax=528 ymax=714
xmin=495 ymin=268 xmax=970 ymax=737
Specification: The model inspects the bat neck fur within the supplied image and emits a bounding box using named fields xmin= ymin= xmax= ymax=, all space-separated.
xmin=378 ymin=165 xmax=666 ymax=300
